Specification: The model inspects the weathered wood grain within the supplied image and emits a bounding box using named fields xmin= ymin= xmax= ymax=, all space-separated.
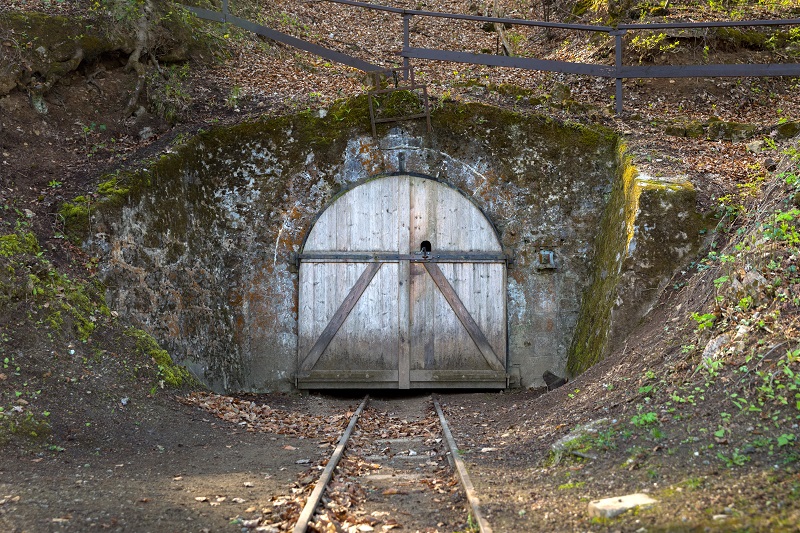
xmin=300 ymin=262 xmax=382 ymax=371
xmin=423 ymin=262 xmax=504 ymax=372
xmin=298 ymin=175 xmax=507 ymax=387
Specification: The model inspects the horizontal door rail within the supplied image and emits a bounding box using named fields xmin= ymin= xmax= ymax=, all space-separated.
xmin=297 ymin=252 xmax=508 ymax=262
xmin=184 ymin=1 xmax=800 ymax=114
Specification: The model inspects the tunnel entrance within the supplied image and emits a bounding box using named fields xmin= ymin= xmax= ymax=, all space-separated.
xmin=296 ymin=174 xmax=507 ymax=389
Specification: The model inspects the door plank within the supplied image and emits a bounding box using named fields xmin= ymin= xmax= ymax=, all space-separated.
xmin=301 ymin=262 xmax=382 ymax=371
xmin=397 ymin=177 xmax=411 ymax=388
xmin=422 ymin=262 xmax=504 ymax=372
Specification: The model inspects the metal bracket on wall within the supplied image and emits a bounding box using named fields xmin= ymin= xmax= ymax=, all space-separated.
xmin=368 ymin=66 xmax=432 ymax=137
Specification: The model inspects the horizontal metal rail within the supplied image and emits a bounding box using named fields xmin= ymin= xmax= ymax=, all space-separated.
xmin=405 ymin=47 xmax=615 ymax=76
xmin=620 ymin=18 xmax=800 ymax=30
xmin=326 ymin=0 xmax=612 ymax=32
xmin=621 ymin=63 xmax=800 ymax=78
xmin=186 ymin=3 xmax=379 ymax=72
xmin=184 ymin=0 xmax=800 ymax=114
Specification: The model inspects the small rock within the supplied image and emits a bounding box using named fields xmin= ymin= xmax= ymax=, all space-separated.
xmin=713 ymin=514 xmax=728 ymax=520
xmin=240 ymin=517 xmax=261 ymax=528
xmin=746 ymin=140 xmax=763 ymax=153
xmin=588 ymin=493 xmax=658 ymax=518
xmin=733 ymin=325 xmax=751 ymax=341
xmin=701 ymin=334 xmax=730 ymax=361
xmin=543 ymin=370 xmax=567 ymax=391
xmin=139 ymin=126 xmax=154 ymax=140
xmin=552 ymin=418 xmax=610 ymax=463
xmin=764 ymin=158 xmax=778 ymax=172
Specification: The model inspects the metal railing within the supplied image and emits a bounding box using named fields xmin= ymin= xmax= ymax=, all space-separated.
xmin=187 ymin=0 xmax=800 ymax=114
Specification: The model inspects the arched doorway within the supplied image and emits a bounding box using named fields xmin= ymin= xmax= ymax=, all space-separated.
xmin=296 ymin=174 xmax=507 ymax=389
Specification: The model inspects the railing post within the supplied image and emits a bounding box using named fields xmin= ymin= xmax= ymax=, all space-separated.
xmin=611 ymin=29 xmax=626 ymax=115
xmin=222 ymin=0 xmax=229 ymax=22
xmin=403 ymin=14 xmax=411 ymax=80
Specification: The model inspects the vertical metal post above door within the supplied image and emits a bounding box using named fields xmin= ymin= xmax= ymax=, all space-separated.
xmin=612 ymin=29 xmax=626 ymax=115
xmin=403 ymin=14 xmax=411 ymax=79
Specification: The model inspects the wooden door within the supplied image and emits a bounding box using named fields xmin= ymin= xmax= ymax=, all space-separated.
xmin=296 ymin=175 xmax=506 ymax=389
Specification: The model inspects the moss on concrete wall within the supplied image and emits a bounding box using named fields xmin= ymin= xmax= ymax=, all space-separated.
xmin=61 ymin=95 xmax=701 ymax=392
xmin=566 ymin=155 xmax=708 ymax=377
xmin=566 ymin=143 xmax=638 ymax=376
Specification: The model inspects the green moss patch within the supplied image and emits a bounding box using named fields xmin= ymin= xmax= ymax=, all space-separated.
xmin=0 ymin=232 xmax=39 ymax=257
xmin=0 ymin=231 xmax=109 ymax=342
xmin=124 ymin=328 xmax=196 ymax=389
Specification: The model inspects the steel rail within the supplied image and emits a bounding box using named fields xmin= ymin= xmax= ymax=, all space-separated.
xmin=619 ymin=18 xmax=800 ymax=30
xmin=433 ymin=395 xmax=493 ymax=533
xmin=324 ymin=0 xmax=612 ymax=32
xmin=325 ymin=0 xmax=800 ymax=32
xmin=293 ymin=395 xmax=370 ymax=533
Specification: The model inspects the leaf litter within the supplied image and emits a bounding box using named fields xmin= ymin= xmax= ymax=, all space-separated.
xmin=183 ymin=393 xmax=465 ymax=532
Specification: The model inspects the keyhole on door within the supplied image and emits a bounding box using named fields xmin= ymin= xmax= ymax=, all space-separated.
xmin=420 ymin=240 xmax=431 ymax=259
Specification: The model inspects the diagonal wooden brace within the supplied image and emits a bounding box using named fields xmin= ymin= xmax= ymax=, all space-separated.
xmin=422 ymin=262 xmax=504 ymax=372
xmin=300 ymin=262 xmax=383 ymax=372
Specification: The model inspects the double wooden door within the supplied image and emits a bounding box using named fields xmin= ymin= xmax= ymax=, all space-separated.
xmin=296 ymin=175 xmax=507 ymax=389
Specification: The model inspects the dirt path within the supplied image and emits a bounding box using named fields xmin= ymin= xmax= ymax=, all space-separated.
xmin=0 ymin=395 xmax=357 ymax=533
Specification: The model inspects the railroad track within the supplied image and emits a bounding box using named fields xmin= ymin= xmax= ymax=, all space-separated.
xmin=293 ymin=394 xmax=491 ymax=533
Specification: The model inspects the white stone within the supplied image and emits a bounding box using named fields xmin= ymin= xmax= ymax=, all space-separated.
xmin=588 ymin=493 xmax=658 ymax=518
xmin=701 ymin=334 xmax=730 ymax=361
